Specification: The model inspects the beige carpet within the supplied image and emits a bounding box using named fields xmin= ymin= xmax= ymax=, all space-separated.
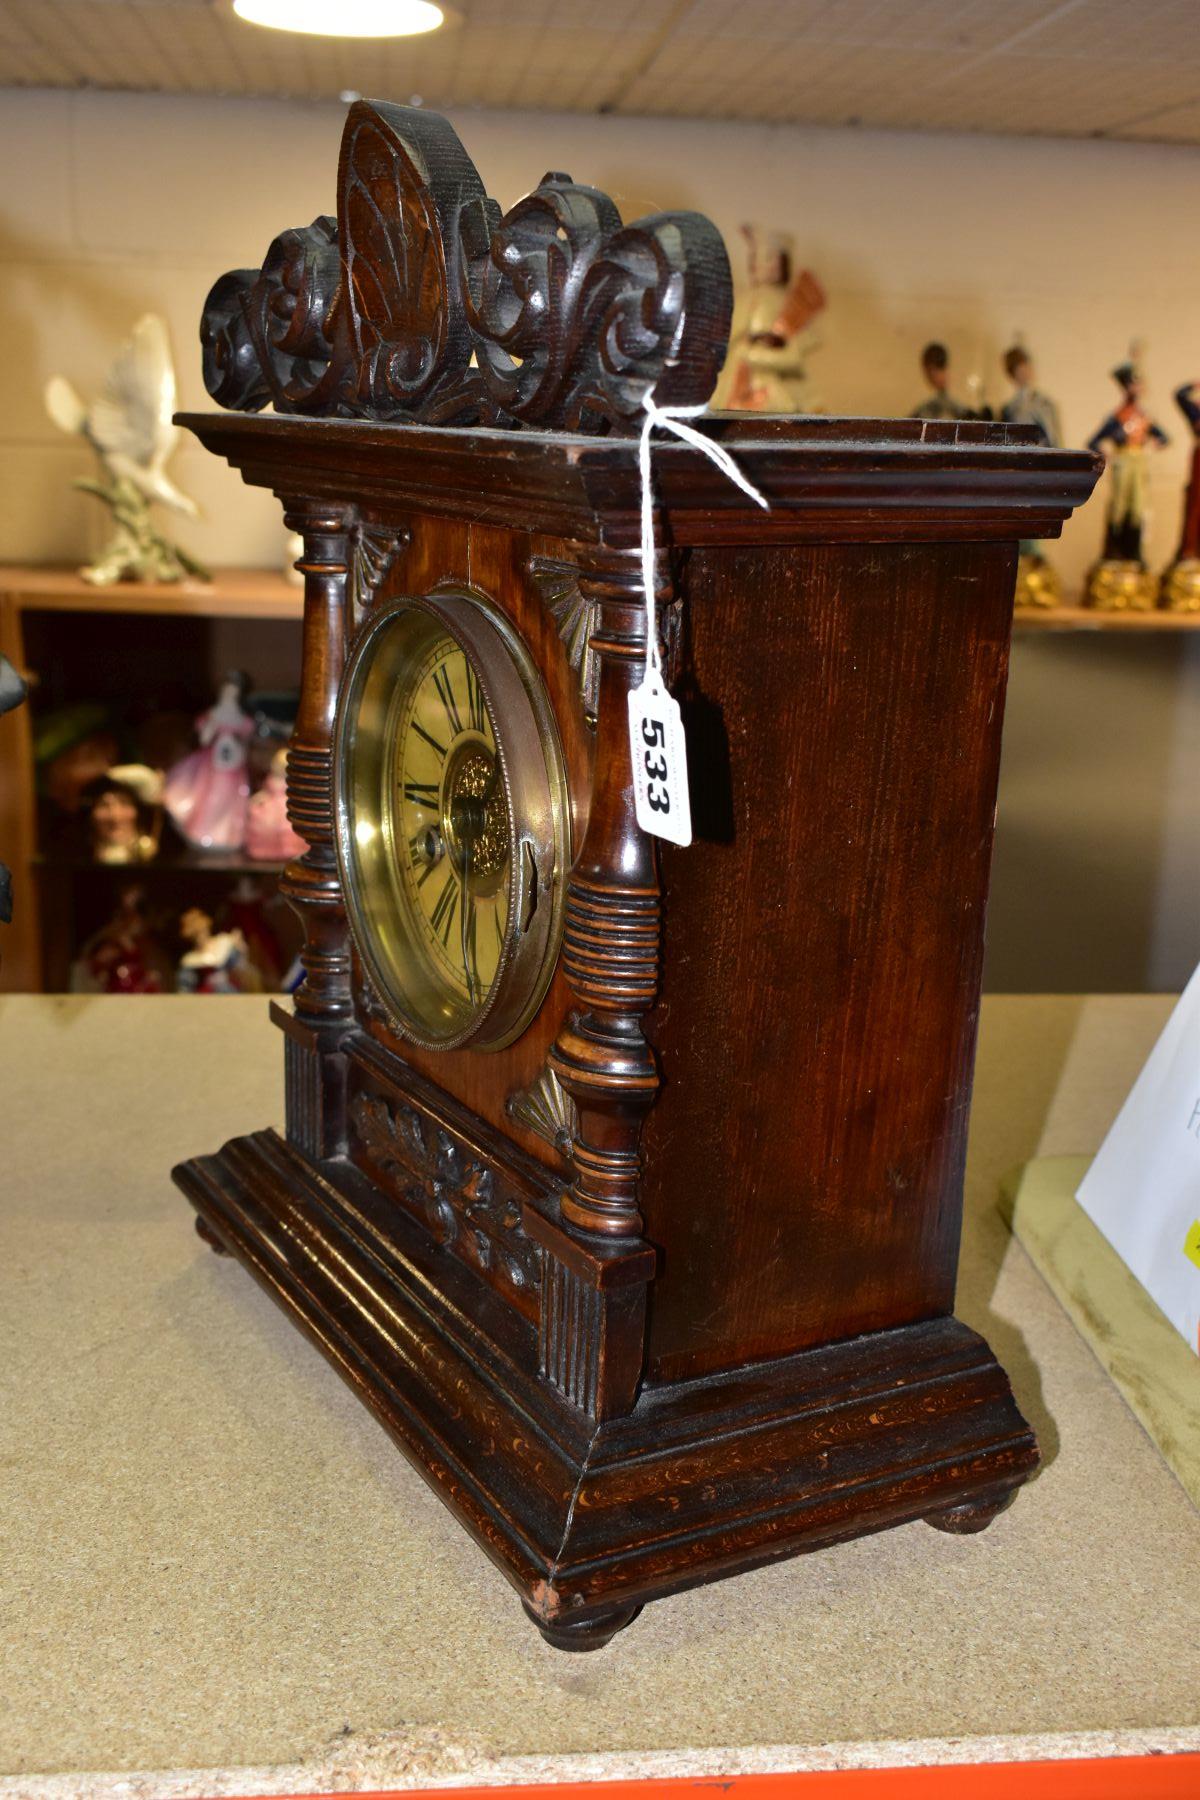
xmin=1 ymin=994 xmax=1197 ymax=1795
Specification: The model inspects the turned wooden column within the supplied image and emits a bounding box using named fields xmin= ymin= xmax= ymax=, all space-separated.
xmin=530 ymin=548 xmax=666 ymax=1420
xmin=550 ymin=550 xmax=663 ymax=1242
xmin=276 ymin=503 xmax=355 ymax=1158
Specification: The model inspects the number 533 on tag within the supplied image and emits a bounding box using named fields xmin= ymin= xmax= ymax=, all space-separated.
xmin=627 ymin=678 xmax=692 ymax=847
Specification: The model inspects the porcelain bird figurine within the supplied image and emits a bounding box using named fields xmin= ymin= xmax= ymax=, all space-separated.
xmin=45 ymin=314 xmax=209 ymax=586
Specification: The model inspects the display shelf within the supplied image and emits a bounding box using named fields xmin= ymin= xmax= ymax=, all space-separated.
xmin=0 ymin=564 xmax=302 ymax=621
xmin=1014 ymin=603 xmax=1200 ymax=631
xmin=0 ymin=564 xmax=302 ymax=991
xmin=35 ymin=849 xmax=288 ymax=877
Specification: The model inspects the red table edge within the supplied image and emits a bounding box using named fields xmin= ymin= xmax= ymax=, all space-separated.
xmin=208 ymin=1753 xmax=1200 ymax=1800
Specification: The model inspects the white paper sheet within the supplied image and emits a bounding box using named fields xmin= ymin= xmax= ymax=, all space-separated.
xmin=1076 ymin=963 xmax=1200 ymax=1357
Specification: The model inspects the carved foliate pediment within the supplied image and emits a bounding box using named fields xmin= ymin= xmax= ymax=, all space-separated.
xmin=200 ymin=100 xmax=732 ymax=435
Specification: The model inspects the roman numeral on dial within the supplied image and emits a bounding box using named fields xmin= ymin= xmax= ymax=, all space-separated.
xmin=430 ymin=870 xmax=459 ymax=946
xmin=411 ymin=720 xmax=448 ymax=761
xmin=466 ymin=663 xmax=486 ymax=734
xmin=463 ymin=897 xmax=479 ymax=999
xmin=433 ymin=664 xmax=463 ymax=737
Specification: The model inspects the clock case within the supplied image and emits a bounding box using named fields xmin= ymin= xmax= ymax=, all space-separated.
xmin=174 ymin=101 xmax=1101 ymax=1650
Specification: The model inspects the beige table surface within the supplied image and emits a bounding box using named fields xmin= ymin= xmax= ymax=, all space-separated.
xmin=1 ymin=994 xmax=1198 ymax=1799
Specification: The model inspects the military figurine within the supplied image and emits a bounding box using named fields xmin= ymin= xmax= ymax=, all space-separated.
xmin=1001 ymin=344 xmax=1062 ymax=446
xmin=724 ymin=226 xmax=826 ymax=415
xmin=1085 ymin=361 xmax=1169 ymax=610
xmin=910 ymin=342 xmax=979 ymax=422
xmin=1001 ymin=344 xmax=1064 ymax=608
xmin=1161 ymin=380 xmax=1200 ymax=613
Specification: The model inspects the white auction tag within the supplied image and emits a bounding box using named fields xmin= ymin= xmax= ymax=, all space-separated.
xmin=628 ymin=386 xmax=766 ymax=851
xmin=627 ymin=675 xmax=692 ymax=846
xmin=1076 ymin=960 xmax=1200 ymax=1356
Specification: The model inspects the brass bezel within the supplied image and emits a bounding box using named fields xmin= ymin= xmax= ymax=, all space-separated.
xmin=333 ymin=586 xmax=569 ymax=1052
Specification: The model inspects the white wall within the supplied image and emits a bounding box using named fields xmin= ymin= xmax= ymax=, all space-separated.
xmin=3 ymin=88 xmax=1200 ymax=590
xmin=2 ymin=88 xmax=1198 ymax=990
xmin=987 ymin=633 xmax=1200 ymax=993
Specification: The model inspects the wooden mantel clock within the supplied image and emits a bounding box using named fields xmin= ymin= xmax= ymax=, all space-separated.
xmin=175 ymin=100 xmax=1099 ymax=1650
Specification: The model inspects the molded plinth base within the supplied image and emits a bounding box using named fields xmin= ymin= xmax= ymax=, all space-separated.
xmin=174 ymin=1128 xmax=1040 ymax=1648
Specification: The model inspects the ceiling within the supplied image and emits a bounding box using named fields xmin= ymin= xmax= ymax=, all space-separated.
xmin=3 ymin=0 xmax=1200 ymax=143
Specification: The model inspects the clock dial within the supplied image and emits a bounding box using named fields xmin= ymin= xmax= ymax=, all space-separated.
xmin=334 ymin=589 xmax=568 ymax=1051
xmin=390 ymin=642 xmax=510 ymax=1010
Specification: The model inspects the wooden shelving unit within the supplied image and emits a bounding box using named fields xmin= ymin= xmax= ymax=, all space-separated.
xmin=0 ymin=565 xmax=302 ymax=621
xmin=1014 ymin=604 xmax=1200 ymax=631
xmin=5 ymin=568 xmax=1195 ymax=991
xmin=34 ymin=848 xmax=288 ymax=877
xmin=0 ymin=566 xmax=303 ymax=992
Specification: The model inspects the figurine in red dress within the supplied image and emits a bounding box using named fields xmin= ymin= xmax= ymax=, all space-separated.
xmin=1162 ymin=381 xmax=1200 ymax=613
xmin=71 ymin=884 xmax=169 ymax=993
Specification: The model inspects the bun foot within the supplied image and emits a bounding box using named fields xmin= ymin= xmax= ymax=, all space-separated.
xmin=195 ymin=1214 xmax=232 ymax=1256
xmin=925 ymin=1490 xmax=1017 ymax=1535
xmin=522 ymin=1599 xmax=641 ymax=1652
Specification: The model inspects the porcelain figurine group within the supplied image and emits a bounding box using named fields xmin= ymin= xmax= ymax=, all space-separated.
xmin=42 ymin=674 xmax=310 ymax=999
xmin=724 ymin=226 xmax=1195 ymax=613
xmin=70 ymin=880 xmax=295 ymax=997
xmin=900 ymin=340 xmax=1061 ymax=608
xmin=895 ymin=340 xmax=1194 ymax=615
xmin=78 ymin=673 xmax=308 ymax=866
xmin=901 ymin=342 xmax=1197 ymax=613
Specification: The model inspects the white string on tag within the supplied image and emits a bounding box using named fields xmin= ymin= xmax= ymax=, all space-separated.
xmin=627 ymin=390 xmax=770 ymax=847
xmin=637 ymin=390 xmax=770 ymax=686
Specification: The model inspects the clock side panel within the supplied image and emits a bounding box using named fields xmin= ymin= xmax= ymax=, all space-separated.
xmin=641 ymin=538 xmax=1016 ymax=1384
xmin=346 ymin=513 xmax=594 ymax=1171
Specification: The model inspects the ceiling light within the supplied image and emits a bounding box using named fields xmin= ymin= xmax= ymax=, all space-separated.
xmin=232 ymin=0 xmax=443 ymax=38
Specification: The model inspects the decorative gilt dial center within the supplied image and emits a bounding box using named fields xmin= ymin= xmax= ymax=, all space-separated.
xmin=445 ymin=743 xmax=508 ymax=884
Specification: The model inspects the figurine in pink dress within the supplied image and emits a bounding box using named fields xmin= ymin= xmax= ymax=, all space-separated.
xmin=245 ymin=746 xmax=308 ymax=862
xmin=163 ymin=672 xmax=254 ymax=851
